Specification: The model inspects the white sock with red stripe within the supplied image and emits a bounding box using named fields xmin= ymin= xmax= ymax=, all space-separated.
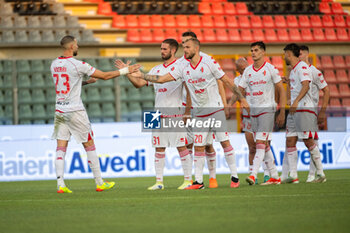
xmin=55 ymin=147 xmax=67 ymax=188
xmin=262 ymin=159 xmax=269 ymax=176
xmin=206 ymin=151 xmax=216 ymax=179
xmin=287 ymin=147 xmax=298 ymax=179
xmin=155 ymin=152 xmax=165 ymax=182
xmin=179 ymin=149 xmax=192 ymax=181
xmin=188 ymin=149 xmax=193 ymax=171
xmin=251 ymin=143 xmax=266 ymax=178
xmin=308 ymin=141 xmax=317 ymax=176
xmin=309 ymin=144 xmax=325 ymax=176
xmin=224 ymin=145 xmax=238 ymax=178
xmin=281 ymin=152 xmax=289 ymax=180
xmin=264 ymin=145 xmax=278 ymax=179
xmin=85 ymin=145 xmax=103 ymax=186
xmin=249 ymin=165 xmax=253 ymax=174
xmin=194 ymin=151 xmax=206 ymax=183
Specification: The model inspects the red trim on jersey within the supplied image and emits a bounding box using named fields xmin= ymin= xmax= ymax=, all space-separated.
xmin=169 ymin=73 xmax=176 ymax=81
xmin=184 ymin=55 xmax=190 ymax=62
xmin=58 ymin=56 xmax=72 ymax=59
xmin=218 ymin=74 xmax=225 ymax=80
xmin=296 ymin=109 xmax=317 ymax=117
xmin=55 ymin=109 xmax=64 ymax=113
xmin=309 ymin=64 xmax=312 ymax=67
xmin=182 ymin=102 xmax=193 ymax=109
xmin=163 ymin=59 xmax=177 ymax=68
xmin=196 ymin=108 xmax=224 ymax=118
xmin=252 ymin=61 xmax=266 ymax=72
xmin=251 ymin=112 xmax=268 ymax=118
xmin=190 ymin=56 xmax=203 ymax=70
xmin=242 ymin=115 xmax=251 ymax=118
xmin=292 ymin=61 xmax=301 ymax=70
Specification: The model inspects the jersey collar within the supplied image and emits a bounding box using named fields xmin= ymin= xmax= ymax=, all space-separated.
xmin=190 ymin=56 xmax=203 ymax=70
xmin=58 ymin=56 xmax=72 ymax=59
xmin=163 ymin=59 xmax=177 ymax=68
xmin=292 ymin=61 xmax=301 ymax=70
xmin=252 ymin=61 xmax=266 ymax=72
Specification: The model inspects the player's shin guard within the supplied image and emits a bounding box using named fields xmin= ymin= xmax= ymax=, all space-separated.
xmin=55 ymin=147 xmax=67 ymax=188
xmin=264 ymin=145 xmax=278 ymax=179
xmin=224 ymin=145 xmax=238 ymax=178
xmin=251 ymin=143 xmax=266 ymax=178
xmin=179 ymin=149 xmax=192 ymax=181
xmin=194 ymin=151 xmax=206 ymax=183
xmin=309 ymin=144 xmax=325 ymax=176
xmin=206 ymin=151 xmax=216 ymax=179
xmin=85 ymin=145 xmax=103 ymax=186
xmin=286 ymin=147 xmax=298 ymax=178
xmin=155 ymin=152 xmax=166 ymax=182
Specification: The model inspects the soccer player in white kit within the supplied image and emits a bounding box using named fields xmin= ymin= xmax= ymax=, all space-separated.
xmin=239 ymin=41 xmax=286 ymax=186
xmin=132 ymin=38 xmax=250 ymax=189
xmin=51 ymin=35 xmax=140 ymax=193
xmin=286 ymin=45 xmax=329 ymax=183
xmin=116 ymin=39 xmax=193 ymax=190
xmin=281 ymin=43 xmax=326 ymax=184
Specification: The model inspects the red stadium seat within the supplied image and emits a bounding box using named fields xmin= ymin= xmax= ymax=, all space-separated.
xmin=289 ymin=29 xmax=302 ymax=42
xmin=213 ymin=16 xmax=227 ymax=28
xmin=98 ymin=2 xmax=115 ymax=16
xmin=251 ymin=16 xmax=263 ymax=28
xmin=246 ymin=56 xmax=254 ymax=65
xmin=330 ymin=98 xmax=341 ymax=107
xmin=253 ymin=29 xmax=265 ymax=41
xmin=322 ymin=15 xmax=334 ymax=28
xmin=139 ymin=15 xmax=151 ymax=28
xmin=163 ymin=15 xmax=176 ymax=28
xmin=336 ymin=69 xmax=348 ymax=83
xmin=336 ymin=28 xmax=349 ymax=41
xmin=151 ymin=15 xmax=163 ymax=28
xmin=329 ymin=84 xmax=340 ymax=97
xmin=298 ymin=15 xmax=311 ymax=28
xmin=212 ymin=2 xmax=224 ymax=15
xmin=274 ymin=15 xmax=287 ymax=28
xmin=339 ymin=84 xmax=350 ymax=97
xmin=324 ymin=70 xmax=337 ymax=83
xmin=313 ymin=29 xmax=325 ymax=41
xmin=228 ymin=29 xmax=241 ymax=42
xmin=316 ymin=56 xmax=322 ymax=69
xmin=325 ymin=28 xmax=337 ymax=41
xmin=240 ymin=29 xmax=253 ymax=42
xmin=176 ymin=15 xmax=189 ymax=28
xmin=264 ymin=56 xmax=271 ymax=64
xmin=112 ymin=15 xmax=126 ymax=29
xmin=310 ymin=15 xmax=322 ymax=28
xmin=286 ymin=15 xmax=298 ymax=28
xmin=331 ymin=2 xmax=344 ymax=14
xmin=262 ymin=16 xmax=274 ymax=28
xmin=127 ymin=29 xmax=140 ymax=42
xmin=226 ymin=16 xmax=238 ymax=28
xmin=333 ymin=56 xmax=346 ymax=68
xmin=139 ymin=29 xmax=153 ymax=42
xmin=238 ymin=16 xmax=251 ymax=28
xmin=220 ymin=58 xmax=235 ymax=70
xmin=301 ymin=29 xmax=313 ymax=42
xmin=190 ymin=29 xmax=203 ymax=41
xmin=342 ymin=98 xmax=350 ymax=107
xmin=224 ymin=2 xmax=236 ymax=15
xmin=319 ymin=2 xmax=331 ymax=14
xmin=277 ymin=29 xmax=289 ymax=42
xmin=203 ymin=29 xmax=217 ymax=42
xmin=334 ymin=15 xmax=346 ymax=27
xmin=264 ymin=29 xmax=278 ymax=42
xmin=126 ymin=15 xmax=138 ymax=28
xmin=188 ymin=15 xmax=201 ymax=28
xmin=236 ymin=2 xmax=249 ymax=15
xmin=198 ymin=2 xmax=212 ymax=14
xmin=346 ymin=16 xmax=350 ymax=27
xmin=153 ymin=29 xmax=165 ymax=42
xmin=345 ymin=55 xmax=350 ymax=68
xmin=321 ymin=56 xmax=334 ymax=69
xmin=201 ymin=15 xmax=214 ymax=28
xmin=165 ymin=29 xmax=179 ymax=41
xmin=271 ymin=56 xmax=283 ymax=70
xmin=216 ymin=29 xmax=229 ymax=42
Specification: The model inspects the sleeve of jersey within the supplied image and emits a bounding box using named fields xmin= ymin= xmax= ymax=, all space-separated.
xmin=82 ymin=62 xmax=96 ymax=77
xmin=169 ymin=65 xmax=182 ymax=81
xmin=270 ymin=64 xmax=282 ymax=84
xmin=239 ymin=71 xmax=248 ymax=89
xmin=299 ymin=68 xmax=312 ymax=82
xmin=211 ymin=61 xmax=225 ymax=80
xmin=316 ymin=71 xmax=328 ymax=89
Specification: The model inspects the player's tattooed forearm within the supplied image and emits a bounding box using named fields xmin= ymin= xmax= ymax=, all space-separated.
xmin=232 ymin=85 xmax=244 ymax=100
xmin=141 ymin=73 xmax=160 ymax=82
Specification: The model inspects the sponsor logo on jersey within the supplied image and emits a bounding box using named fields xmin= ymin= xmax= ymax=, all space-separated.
xmin=195 ymin=89 xmax=205 ymax=94
xmin=188 ymin=78 xmax=205 ymax=84
xmin=248 ymin=74 xmax=252 ymax=77
xmin=186 ymin=71 xmax=190 ymax=75
xmin=302 ymin=66 xmax=307 ymax=69
xmin=303 ymin=72 xmax=309 ymax=76
xmin=249 ymin=80 xmax=267 ymax=86
xmin=158 ymin=88 xmax=167 ymax=92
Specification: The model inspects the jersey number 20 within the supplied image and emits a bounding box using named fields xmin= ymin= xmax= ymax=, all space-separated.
xmin=53 ymin=74 xmax=70 ymax=94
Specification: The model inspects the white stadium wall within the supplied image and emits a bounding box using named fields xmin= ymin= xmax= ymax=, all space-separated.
xmin=0 ymin=120 xmax=350 ymax=182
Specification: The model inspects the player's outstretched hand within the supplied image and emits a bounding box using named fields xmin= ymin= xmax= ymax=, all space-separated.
xmin=289 ymin=101 xmax=298 ymax=115
xmin=128 ymin=63 xmax=141 ymax=74
xmin=240 ymin=98 xmax=250 ymax=115
xmin=115 ymin=59 xmax=130 ymax=69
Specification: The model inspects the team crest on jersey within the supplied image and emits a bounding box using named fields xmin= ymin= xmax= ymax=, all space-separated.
xmin=303 ymin=72 xmax=308 ymax=76
xmin=214 ymin=61 xmax=217 ymax=64
xmin=200 ymin=67 xmax=204 ymax=73
xmin=171 ymin=67 xmax=175 ymax=71
xmin=157 ymin=70 xmax=160 ymax=73
xmin=302 ymin=66 xmax=307 ymax=69
xmin=263 ymin=70 xmax=266 ymax=76
xmin=82 ymin=62 xmax=86 ymax=64
xmin=249 ymin=74 xmax=252 ymax=77
xmin=318 ymin=73 xmax=322 ymax=76
xmin=186 ymin=71 xmax=190 ymax=75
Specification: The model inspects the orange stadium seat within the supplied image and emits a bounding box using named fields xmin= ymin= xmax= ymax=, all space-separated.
xmin=319 ymin=2 xmax=331 ymax=14
xmin=346 ymin=16 xmax=350 ymax=27
xmin=214 ymin=16 xmax=227 ymax=28
xmin=151 ymin=15 xmax=164 ymax=28
xmin=298 ymin=15 xmax=311 ymax=28
xmin=336 ymin=70 xmax=348 ymax=83
xmin=98 ymin=2 xmax=115 ymax=16
xmin=310 ymin=15 xmax=322 ymax=28
xmin=262 ymin=16 xmax=274 ymax=28
xmin=253 ymin=29 xmax=265 ymax=41
xmin=188 ymin=15 xmax=201 ymax=28
xmin=286 ymin=15 xmax=299 ymax=28
xmin=336 ymin=28 xmax=349 ymax=41
xmin=127 ymin=29 xmax=140 ymax=42
xmin=271 ymin=56 xmax=283 ymax=70
xmin=176 ymin=15 xmax=189 ymax=28
xmin=198 ymin=2 xmax=212 ymax=14
xmin=251 ymin=16 xmax=263 ymax=28
xmin=329 ymin=84 xmax=340 ymax=97
xmin=345 ymin=55 xmax=350 ymax=68
xmin=139 ymin=29 xmax=153 ymax=42
xmin=139 ymin=15 xmax=151 ymax=28
xmin=165 ymin=29 xmax=179 ymax=41
xmin=236 ymin=2 xmax=249 ymax=15
xmin=220 ymin=58 xmax=235 ymax=70
xmin=203 ymin=29 xmax=217 ymax=42
xmin=246 ymin=56 xmax=254 ymax=64
xmin=274 ymin=15 xmax=287 ymax=28
xmin=153 ymin=29 xmax=165 ymax=42
xmin=126 ymin=15 xmax=138 ymax=28
xmin=322 ymin=15 xmax=334 ymax=28
xmin=289 ymin=29 xmax=302 ymax=41
xmin=324 ymin=70 xmax=337 ymax=83
xmin=238 ymin=16 xmax=251 ymax=28
xmin=163 ymin=15 xmax=176 ymax=28
xmin=226 ymin=16 xmax=238 ymax=28
xmin=112 ymin=15 xmax=126 ymax=28
xmin=330 ymin=98 xmax=341 ymax=107
xmin=334 ymin=15 xmax=346 ymax=27
xmin=191 ymin=29 xmax=203 ymax=41
xmin=277 ymin=29 xmax=289 ymax=42
xmin=202 ymin=15 xmax=214 ymax=28
xmin=339 ymin=84 xmax=350 ymax=97
xmin=342 ymin=98 xmax=350 ymax=107
xmin=240 ymin=29 xmax=253 ymax=42
xmin=301 ymin=29 xmax=313 ymax=41
xmin=216 ymin=29 xmax=229 ymax=42
xmin=325 ymin=28 xmax=337 ymax=41
xmin=264 ymin=56 xmax=271 ymax=64
xmin=265 ymin=29 xmax=278 ymax=42
xmin=228 ymin=29 xmax=241 ymax=42
xmin=331 ymin=2 xmax=344 ymax=15
xmin=212 ymin=2 xmax=224 ymax=15
xmin=224 ymin=2 xmax=236 ymax=15
xmin=333 ymin=55 xmax=346 ymax=68
xmin=316 ymin=56 xmax=322 ymax=69
xmin=321 ymin=56 xmax=334 ymax=69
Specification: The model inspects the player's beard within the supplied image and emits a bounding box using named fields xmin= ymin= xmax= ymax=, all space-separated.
xmin=185 ymin=52 xmax=195 ymax=60
xmin=285 ymin=58 xmax=290 ymax=66
xmin=73 ymin=50 xmax=78 ymax=56
xmin=162 ymin=53 xmax=171 ymax=61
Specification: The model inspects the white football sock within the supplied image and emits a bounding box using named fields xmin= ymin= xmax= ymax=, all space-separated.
xmin=309 ymin=158 xmax=316 ymax=177
xmin=309 ymin=144 xmax=325 ymax=176
xmin=194 ymin=151 xmax=206 ymax=183
xmin=287 ymin=147 xmax=298 ymax=179
xmin=154 ymin=152 xmax=165 ymax=182
xmin=224 ymin=145 xmax=238 ymax=178
xmin=86 ymin=145 xmax=103 ymax=186
xmin=55 ymin=147 xmax=66 ymax=188
xmin=251 ymin=143 xmax=266 ymax=178
xmin=249 ymin=165 xmax=253 ymax=174
xmin=281 ymin=151 xmax=289 ymax=180
xmin=262 ymin=158 xmax=270 ymax=176
xmin=179 ymin=149 xmax=192 ymax=181
xmin=264 ymin=145 xmax=279 ymax=179
xmin=206 ymin=151 xmax=216 ymax=179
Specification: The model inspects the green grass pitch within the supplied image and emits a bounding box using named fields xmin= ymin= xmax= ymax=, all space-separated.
xmin=0 ymin=169 xmax=349 ymax=233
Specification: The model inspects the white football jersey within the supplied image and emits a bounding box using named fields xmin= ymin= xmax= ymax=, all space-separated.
xmin=234 ymin=74 xmax=249 ymax=116
xmin=170 ymin=55 xmax=225 ymax=116
xmin=309 ymin=64 xmax=328 ymax=107
xmin=239 ymin=62 xmax=281 ymax=115
xmin=147 ymin=59 xmax=183 ymax=108
xmin=289 ymin=61 xmax=314 ymax=109
xmin=50 ymin=56 xmax=96 ymax=113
